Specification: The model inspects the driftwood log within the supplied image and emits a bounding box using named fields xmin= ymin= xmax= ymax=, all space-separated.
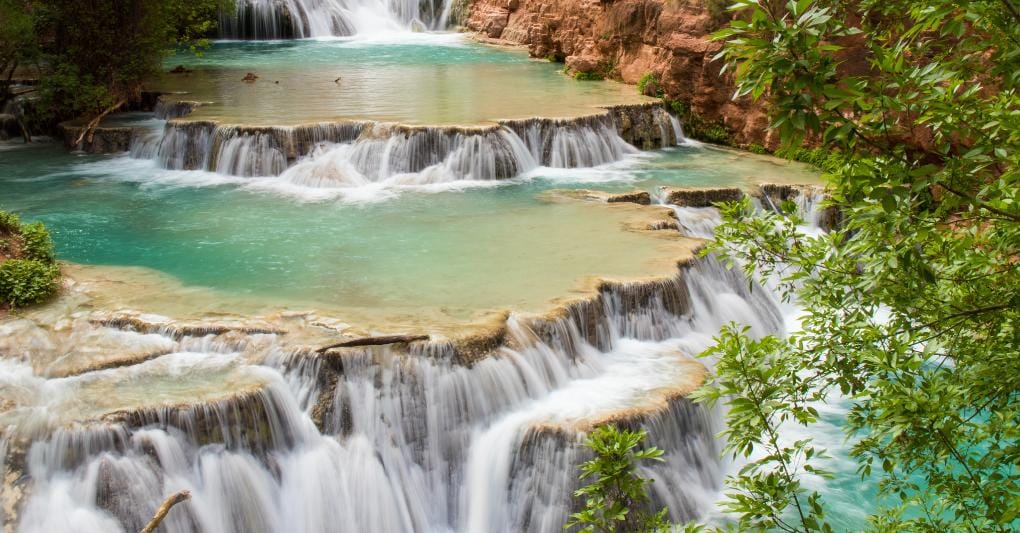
xmin=316 ymin=335 xmax=430 ymax=353
xmin=140 ymin=490 xmax=191 ymax=533
xmin=74 ymin=97 xmax=126 ymax=146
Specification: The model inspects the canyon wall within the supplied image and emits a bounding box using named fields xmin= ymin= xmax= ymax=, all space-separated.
xmin=464 ymin=0 xmax=779 ymax=148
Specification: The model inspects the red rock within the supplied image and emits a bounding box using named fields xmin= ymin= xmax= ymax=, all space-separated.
xmin=464 ymin=0 xmax=779 ymax=147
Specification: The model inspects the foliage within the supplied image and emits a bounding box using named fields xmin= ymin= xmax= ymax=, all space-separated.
xmin=690 ymin=0 xmax=1020 ymax=531
xmin=0 ymin=259 xmax=59 ymax=308
xmin=773 ymin=146 xmax=842 ymax=173
xmin=567 ymin=425 xmax=670 ymax=533
xmin=2 ymin=0 xmax=231 ymax=127
xmin=0 ymin=210 xmax=19 ymax=233
xmin=638 ymin=72 xmax=663 ymax=97
xmin=0 ymin=210 xmax=59 ymax=308
xmin=19 ymin=222 xmax=54 ymax=262
xmin=0 ymin=0 xmax=38 ymax=113
xmin=746 ymin=143 xmax=767 ymax=154
xmin=692 ymin=327 xmax=833 ymax=532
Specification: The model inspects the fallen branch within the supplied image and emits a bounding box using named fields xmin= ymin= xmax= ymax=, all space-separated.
xmin=17 ymin=116 xmax=30 ymax=144
xmin=140 ymin=490 xmax=191 ymax=533
xmin=316 ymin=335 xmax=430 ymax=353
xmin=74 ymin=97 xmax=126 ymax=146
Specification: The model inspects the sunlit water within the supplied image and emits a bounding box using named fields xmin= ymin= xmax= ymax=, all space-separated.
xmin=154 ymin=36 xmax=654 ymax=125
xmin=0 ymin=140 xmax=816 ymax=327
xmin=0 ymin=79 xmax=883 ymax=532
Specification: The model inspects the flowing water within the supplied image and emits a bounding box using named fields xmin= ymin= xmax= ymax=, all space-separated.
xmin=0 ymin=17 xmax=878 ymax=533
xmin=220 ymin=0 xmax=455 ymax=39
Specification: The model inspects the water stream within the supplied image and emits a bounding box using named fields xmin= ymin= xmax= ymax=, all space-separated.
xmin=0 ymin=18 xmax=870 ymax=533
xmin=220 ymin=0 xmax=454 ymax=39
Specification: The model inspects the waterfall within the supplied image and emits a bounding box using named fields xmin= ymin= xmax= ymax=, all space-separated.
xmin=134 ymin=104 xmax=682 ymax=185
xmin=2 ymin=251 xmax=785 ymax=532
xmin=219 ymin=0 xmax=455 ymax=40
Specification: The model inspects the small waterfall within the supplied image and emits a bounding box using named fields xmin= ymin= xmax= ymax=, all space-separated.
xmin=219 ymin=0 xmax=454 ymax=40
xmin=668 ymin=114 xmax=685 ymax=146
xmin=134 ymin=106 xmax=682 ymax=184
xmin=758 ymin=183 xmax=837 ymax=232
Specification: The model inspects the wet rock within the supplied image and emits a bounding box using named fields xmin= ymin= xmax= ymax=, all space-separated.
xmin=153 ymin=98 xmax=201 ymax=120
xmin=662 ymin=186 xmax=743 ymax=208
xmin=103 ymin=386 xmax=298 ymax=454
xmin=168 ymin=65 xmax=192 ymax=74
xmin=606 ymin=103 xmax=682 ymax=149
xmin=89 ymin=313 xmax=286 ymax=340
xmin=756 ymin=182 xmax=841 ymax=231
xmin=0 ymin=114 xmax=19 ymax=141
xmin=59 ymin=124 xmax=134 ymax=154
xmin=607 ymin=191 xmax=651 ymax=205
xmin=241 ymin=72 xmax=259 ymax=82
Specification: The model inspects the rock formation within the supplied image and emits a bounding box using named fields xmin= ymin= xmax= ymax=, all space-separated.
xmin=465 ymin=0 xmax=779 ymax=147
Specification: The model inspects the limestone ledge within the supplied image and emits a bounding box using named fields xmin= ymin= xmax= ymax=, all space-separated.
xmin=58 ymin=93 xmax=683 ymax=160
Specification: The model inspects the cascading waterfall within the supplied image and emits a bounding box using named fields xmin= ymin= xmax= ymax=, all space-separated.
xmin=219 ymin=0 xmax=454 ymax=39
xmin=2 ymin=249 xmax=787 ymax=532
xmin=133 ymin=105 xmax=679 ymax=186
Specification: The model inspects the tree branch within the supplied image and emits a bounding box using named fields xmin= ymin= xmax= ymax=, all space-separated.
xmin=74 ymin=98 xmax=127 ymax=146
xmin=140 ymin=490 xmax=191 ymax=533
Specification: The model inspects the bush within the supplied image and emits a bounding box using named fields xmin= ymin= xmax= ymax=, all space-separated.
xmin=574 ymin=71 xmax=604 ymax=81
xmin=637 ymin=72 xmax=663 ymax=97
xmin=746 ymin=143 xmax=767 ymax=154
xmin=0 ymin=211 xmax=19 ymax=234
xmin=0 ymin=259 xmax=59 ymax=308
xmin=774 ymin=146 xmax=842 ymax=173
xmin=20 ymin=221 xmax=55 ymax=262
xmin=567 ymin=425 xmax=669 ymax=532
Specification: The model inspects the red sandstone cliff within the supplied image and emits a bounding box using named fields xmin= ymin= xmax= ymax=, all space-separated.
xmin=464 ymin=0 xmax=779 ymax=147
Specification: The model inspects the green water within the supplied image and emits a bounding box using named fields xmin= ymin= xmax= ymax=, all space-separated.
xmin=156 ymin=36 xmax=652 ymax=125
xmin=0 ymin=141 xmax=816 ymax=324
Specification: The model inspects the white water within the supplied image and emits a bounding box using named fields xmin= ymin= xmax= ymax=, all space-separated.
xmin=220 ymin=0 xmax=454 ymax=39
xmin=2 ymin=245 xmax=787 ymax=532
xmin=107 ymin=106 xmax=685 ymax=203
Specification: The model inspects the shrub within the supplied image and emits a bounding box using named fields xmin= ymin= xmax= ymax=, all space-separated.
xmin=746 ymin=143 xmax=767 ymax=154
xmin=637 ymin=72 xmax=663 ymax=97
xmin=0 ymin=259 xmax=59 ymax=308
xmin=574 ymin=71 xmax=604 ymax=81
xmin=774 ymin=146 xmax=842 ymax=173
xmin=0 ymin=211 xmax=19 ymax=234
xmin=20 ymin=222 xmax=55 ymax=262
xmin=567 ymin=425 xmax=669 ymax=532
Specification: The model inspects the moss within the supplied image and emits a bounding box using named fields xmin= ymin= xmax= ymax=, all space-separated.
xmin=574 ymin=71 xmax=605 ymax=81
xmin=663 ymin=97 xmax=733 ymax=146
